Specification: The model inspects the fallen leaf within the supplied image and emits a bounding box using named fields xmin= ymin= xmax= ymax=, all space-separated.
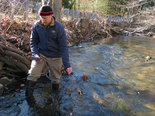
xmin=81 ymin=75 xmax=89 ymax=81
xmin=68 ymin=90 xmax=71 ymax=96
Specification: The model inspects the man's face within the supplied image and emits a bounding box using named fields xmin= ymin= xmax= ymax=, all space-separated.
xmin=40 ymin=15 xmax=53 ymax=25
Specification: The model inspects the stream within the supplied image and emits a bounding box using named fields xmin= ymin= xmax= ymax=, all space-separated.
xmin=0 ymin=36 xmax=155 ymax=116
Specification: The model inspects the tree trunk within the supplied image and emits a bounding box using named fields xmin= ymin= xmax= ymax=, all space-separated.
xmin=41 ymin=0 xmax=51 ymax=6
xmin=53 ymin=0 xmax=62 ymax=22
xmin=49 ymin=0 xmax=53 ymax=7
xmin=23 ymin=0 xmax=29 ymax=20
xmin=69 ymin=0 xmax=76 ymax=9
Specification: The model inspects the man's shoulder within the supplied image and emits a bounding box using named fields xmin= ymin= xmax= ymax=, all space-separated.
xmin=33 ymin=20 xmax=41 ymax=27
xmin=55 ymin=20 xmax=64 ymax=30
xmin=55 ymin=20 xmax=63 ymax=27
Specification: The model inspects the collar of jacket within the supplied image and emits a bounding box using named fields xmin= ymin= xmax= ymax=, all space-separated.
xmin=38 ymin=16 xmax=55 ymax=28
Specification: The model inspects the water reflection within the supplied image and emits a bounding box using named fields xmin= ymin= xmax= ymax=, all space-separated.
xmin=25 ymin=79 xmax=62 ymax=116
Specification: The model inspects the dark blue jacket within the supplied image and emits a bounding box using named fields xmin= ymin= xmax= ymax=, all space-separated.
xmin=30 ymin=18 xmax=70 ymax=68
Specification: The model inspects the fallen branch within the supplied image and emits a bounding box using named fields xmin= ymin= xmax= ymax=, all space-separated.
xmin=4 ymin=50 xmax=30 ymax=68
xmin=1 ymin=44 xmax=24 ymax=55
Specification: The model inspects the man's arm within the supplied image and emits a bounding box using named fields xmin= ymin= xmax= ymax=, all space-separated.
xmin=57 ymin=23 xmax=72 ymax=74
xmin=30 ymin=24 xmax=39 ymax=57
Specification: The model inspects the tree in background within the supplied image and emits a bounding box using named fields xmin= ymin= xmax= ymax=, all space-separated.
xmin=53 ymin=0 xmax=62 ymax=22
xmin=62 ymin=0 xmax=127 ymax=15
xmin=62 ymin=0 xmax=76 ymax=9
xmin=9 ymin=0 xmax=16 ymax=19
xmin=23 ymin=0 xmax=29 ymax=20
xmin=1 ymin=0 xmax=153 ymax=21
xmin=41 ymin=0 xmax=52 ymax=6
xmin=30 ymin=0 xmax=62 ymax=21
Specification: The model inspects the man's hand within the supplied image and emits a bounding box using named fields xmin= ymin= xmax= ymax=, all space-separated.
xmin=32 ymin=54 xmax=43 ymax=63
xmin=66 ymin=67 xmax=72 ymax=75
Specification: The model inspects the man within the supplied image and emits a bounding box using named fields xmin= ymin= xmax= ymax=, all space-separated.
xmin=26 ymin=5 xmax=72 ymax=96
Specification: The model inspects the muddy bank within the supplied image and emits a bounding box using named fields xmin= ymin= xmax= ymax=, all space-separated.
xmin=62 ymin=19 xmax=112 ymax=46
xmin=112 ymin=14 xmax=155 ymax=38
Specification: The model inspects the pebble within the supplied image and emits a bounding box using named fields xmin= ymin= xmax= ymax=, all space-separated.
xmin=20 ymin=84 xmax=25 ymax=87
xmin=145 ymin=56 xmax=152 ymax=61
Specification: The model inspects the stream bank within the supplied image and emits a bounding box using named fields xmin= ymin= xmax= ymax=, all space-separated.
xmin=112 ymin=12 xmax=155 ymax=38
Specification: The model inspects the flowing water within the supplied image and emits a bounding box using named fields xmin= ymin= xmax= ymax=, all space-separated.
xmin=0 ymin=36 xmax=155 ymax=116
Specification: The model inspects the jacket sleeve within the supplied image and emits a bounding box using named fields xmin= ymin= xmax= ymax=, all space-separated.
xmin=30 ymin=24 xmax=39 ymax=56
xmin=57 ymin=24 xmax=71 ymax=69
